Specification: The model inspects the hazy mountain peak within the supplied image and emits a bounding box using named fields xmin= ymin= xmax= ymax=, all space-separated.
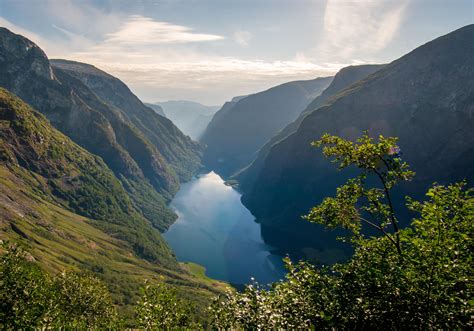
xmin=201 ymin=76 xmax=333 ymax=177
xmin=155 ymin=100 xmax=220 ymax=140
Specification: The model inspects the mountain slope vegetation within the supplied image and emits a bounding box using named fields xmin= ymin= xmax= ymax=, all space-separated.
xmin=50 ymin=59 xmax=202 ymax=181
xmin=0 ymin=28 xmax=202 ymax=232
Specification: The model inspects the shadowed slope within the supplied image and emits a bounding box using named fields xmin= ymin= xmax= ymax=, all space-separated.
xmin=201 ymin=77 xmax=333 ymax=177
xmin=241 ymin=25 xmax=474 ymax=262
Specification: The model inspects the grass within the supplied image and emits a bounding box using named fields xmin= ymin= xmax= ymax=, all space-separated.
xmin=180 ymin=262 xmax=231 ymax=293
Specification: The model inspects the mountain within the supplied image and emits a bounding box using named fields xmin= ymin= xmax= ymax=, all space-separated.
xmin=0 ymin=28 xmax=201 ymax=232
xmin=50 ymin=59 xmax=202 ymax=182
xmin=235 ymin=64 xmax=385 ymax=193
xmin=240 ymin=25 xmax=474 ymax=263
xmin=201 ymin=77 xmax=333 ymax=177
xmin=154 ymin=100 xmax=220 ymax=140
xmin=144 ymin=102 xmax=166 ymax=116
xmin=0 ymin=88 xmax=228 ymax=319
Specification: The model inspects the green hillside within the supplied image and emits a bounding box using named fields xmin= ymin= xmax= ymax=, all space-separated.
xmin=0 ymin=88 xmax=228 ymax=321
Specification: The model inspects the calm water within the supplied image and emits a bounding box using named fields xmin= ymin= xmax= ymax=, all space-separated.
xmin=164 ymin=172 xmax=286 ymax=285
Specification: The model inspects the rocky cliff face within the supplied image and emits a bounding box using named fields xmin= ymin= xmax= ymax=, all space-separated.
xmin=201 ymin=77 xmax=333 ymax=177
xmin=235 ymin=64 xmax=385 ymax=193
xmin=241 ymin=25 xmax=474 ymax=262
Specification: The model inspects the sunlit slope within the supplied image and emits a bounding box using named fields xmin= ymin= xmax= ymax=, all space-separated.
xmin=0 ymin=27 xmax=201 ymax=233
xmin=50 ymin=59 xmax=203 ymax=182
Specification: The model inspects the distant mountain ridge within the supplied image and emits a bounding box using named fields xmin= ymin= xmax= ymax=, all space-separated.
xmin=201 ymin=76 xmax=333 ymax=177
xmin=154 ymin=100 xmax=220 ymax=140
xmin=240 ymin=24 xmax=474 ymax=262
xmin=144 ymin=102 xmax=166 ymax=116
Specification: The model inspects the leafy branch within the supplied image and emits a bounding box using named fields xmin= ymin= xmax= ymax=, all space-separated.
xmin=303 ymin=132 xmax=415 ymax=254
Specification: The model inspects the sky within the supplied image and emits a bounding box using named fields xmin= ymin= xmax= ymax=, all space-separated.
xmin=0 ymin=0 xmax=472 ymax=105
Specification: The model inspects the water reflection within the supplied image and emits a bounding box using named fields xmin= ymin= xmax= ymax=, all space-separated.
xmin=164 ymin=172 xmax=286 ymax=285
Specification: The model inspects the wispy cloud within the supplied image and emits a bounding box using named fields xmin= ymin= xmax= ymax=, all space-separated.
xmin=317 ymin=0 xmax=409 ymax=60
xmin=48 ymin=15 xmax=345 ymax=103
xmin=104 ymin=15 xmax=224 ymax=45
xmin=68 ymin=47 xmax=346 ymax=104
xmin=233 ymin=30 xmax=252 ymax=47
xmin=0 ymin=11 xmax=346 ymax=104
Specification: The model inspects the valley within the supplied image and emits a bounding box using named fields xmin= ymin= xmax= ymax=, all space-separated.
xmin=0 ymin=2 xmax=472 ymax=328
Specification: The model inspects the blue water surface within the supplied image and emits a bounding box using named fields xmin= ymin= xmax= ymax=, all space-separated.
xmin=164 ymin=172 xmax=286 ymax=285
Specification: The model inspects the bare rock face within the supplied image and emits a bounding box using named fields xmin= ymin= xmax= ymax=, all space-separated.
xmin=0 ymin=28 xmax=54 ymax=86
xmin=241 ymin=25 xmax=474 ymax=263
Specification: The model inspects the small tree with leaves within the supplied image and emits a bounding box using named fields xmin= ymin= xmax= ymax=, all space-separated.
xmin=136 ymin=281 xmax=199 ymax=330
xmin=304 ymin=132 xmax=415 ymax=254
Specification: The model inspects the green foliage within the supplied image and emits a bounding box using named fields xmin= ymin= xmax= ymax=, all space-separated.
xmin=51 ymin=272 xmax=119 ymax=329
xmin=136 ymin=282 xmax=200 ymax=330
xmin=0 ymin=243 xmax=119 ymax=329
xmin=0 ymin=244 xmax=53 ymax=329
xmin=209 ymin=260 xmax=336 ymax=329
xmin=210 ymin=134 xmax=473 ymax=329
xmin=306 ymin=133 xmax=415 ymax=254
xmin=211 ymin=183 xmax=473 ymax=329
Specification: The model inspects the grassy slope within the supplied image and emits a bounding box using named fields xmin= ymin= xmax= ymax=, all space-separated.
xmin=0 ymin=88 xmax=227 ymax=322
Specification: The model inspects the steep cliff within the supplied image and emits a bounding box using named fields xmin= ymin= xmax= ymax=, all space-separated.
xmin=0 ymin=28 xmax=202 ymax=231
xmin=50 ymin=59 xmax=203 ymax=181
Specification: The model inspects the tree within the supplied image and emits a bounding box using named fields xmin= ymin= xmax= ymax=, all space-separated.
xmin=0 ymin=244 xmax=54 ymax=329
xmin=209 ymin=133 xmax=473 ymax=329
xmin=135 ymin=281 xmax=199 ymax=329
xmin=50 ymin=271 xmax=119 ymax=329
xmin=305 ymin=132 xmax=414 ymax=254
xmin=0 ymin=242 xmax=119 ymax=329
